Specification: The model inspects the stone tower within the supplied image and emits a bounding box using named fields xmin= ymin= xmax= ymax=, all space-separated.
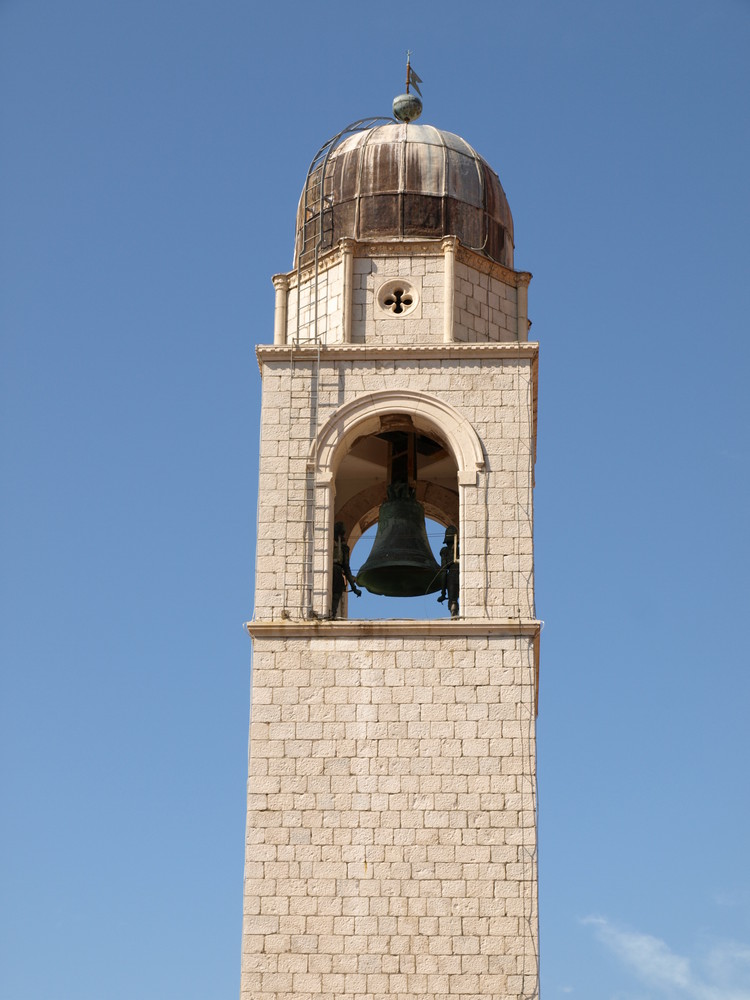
xmin=242 ymin=110 xmax=541 ymax=1000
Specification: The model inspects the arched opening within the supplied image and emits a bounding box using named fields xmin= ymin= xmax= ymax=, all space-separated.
xmin=331 ymin=413 xmax=459 ymax=620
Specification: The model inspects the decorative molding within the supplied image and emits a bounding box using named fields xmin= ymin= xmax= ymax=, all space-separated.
xmin=354 ymin=239 xmax=447 ymax=259
xmin=277 ymin=238 xmax=533 ymax=291
xmin=246 ymin=618 xmax=541 ymax=639
xmin=286 ymin=249 xmax=343 ymax=289
xmin=256 ymin=341 xmax=539 ymax=369
xmin=455 ymin=244 xmax=532 ymax=288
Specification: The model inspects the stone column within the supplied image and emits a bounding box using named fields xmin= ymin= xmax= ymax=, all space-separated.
xmin=516 ymin=274 xmax=530 ymax=343
xmin=272 ymin=273 xmax=289 ymax=346
xmin=339 ymin=239 xmax=355 ymax=344
xmin=442 ymin=236 xmax=457 ymax=343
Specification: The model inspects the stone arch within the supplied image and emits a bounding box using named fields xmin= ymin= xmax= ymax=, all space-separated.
xmin=312 ymin=389 xmax=485 ymax=481
xmin=309 ymin=390 xmax=484 ymax=619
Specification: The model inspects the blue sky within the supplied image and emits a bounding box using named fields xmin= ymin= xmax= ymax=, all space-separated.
xmin=2 ymin=1 xmax=749 ymax=998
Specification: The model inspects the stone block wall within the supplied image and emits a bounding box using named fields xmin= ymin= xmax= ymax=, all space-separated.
xmin=282 ymin=244 xmax=522 ymax=348
xmin=351 ymin=254 xmax=444 ymax=346
xmin=287 ymin=261 xmax=344 ymax=345
xmin=241 ymin=631 xmax=539 ymax=1000
xmin=453 ymin=262 xmax=518 ymax=344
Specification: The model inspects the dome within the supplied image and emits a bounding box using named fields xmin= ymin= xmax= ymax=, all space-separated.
xmin=295 ymin=123 xmax=514 ymax=268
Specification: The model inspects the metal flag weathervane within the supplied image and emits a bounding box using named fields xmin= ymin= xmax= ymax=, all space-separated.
xmin=393 ymin=52 xmax=423 ymax=122
xmin=405 ymin=51 xmax=422 ymax=97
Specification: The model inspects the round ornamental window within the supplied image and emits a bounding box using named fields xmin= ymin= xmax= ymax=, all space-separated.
xmin=376 ymin=279 xmax=419 ymax=317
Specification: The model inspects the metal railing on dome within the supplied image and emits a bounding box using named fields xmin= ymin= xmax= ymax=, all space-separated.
xmin=284 ymin=118 xmax=394 ymax=620
xmin=295 ymin=117 xmax=394 ymax=301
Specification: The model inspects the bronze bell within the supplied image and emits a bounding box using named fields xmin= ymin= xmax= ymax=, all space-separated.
xmin=356 ymin=483 xmax=442 ymax=597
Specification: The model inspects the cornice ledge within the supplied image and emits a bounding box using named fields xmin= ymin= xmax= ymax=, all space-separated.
xmin=286 ymin=247 xmax=343 ymax=288
xmin=256 ymin=342 xmax=539 ymax=367
xmin=283 ymin=240 xmax=448 ymax=288
xmin=245 ymin=618 xmax=541 ymax=639
xmin=354 ymin=239 xmax=447 ymax=258
xmin=455 ymin=244 xmax=532 ymax=287
xmin=280 ymin=241 xmax=533 ymax=289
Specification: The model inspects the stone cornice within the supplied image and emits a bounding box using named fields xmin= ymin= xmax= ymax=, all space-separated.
xmin=246 ymin=618 xmax=541 ymax=639
xmin=287 ymin=249 xmax=343 ymax=288
xmin=256 ymin=341 xmax=539 ymax=370
xmin=355 ymin=239 xmax=445 ymax=259
xmin=281 ymin=238 xmax=532 ymax=291
xmin=454 ymin=243 xmax=531 ymax=287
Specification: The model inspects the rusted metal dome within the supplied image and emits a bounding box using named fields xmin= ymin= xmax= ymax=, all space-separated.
xmin=295 ymin=123 xmax=514 ymax=268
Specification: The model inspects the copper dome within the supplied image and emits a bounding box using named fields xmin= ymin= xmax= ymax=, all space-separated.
xmin=295 ymin=123 xmax=514 ymax=268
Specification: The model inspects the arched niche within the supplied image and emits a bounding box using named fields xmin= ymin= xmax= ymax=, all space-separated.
xmin=309 ymin=391 xmax=485 ymax=618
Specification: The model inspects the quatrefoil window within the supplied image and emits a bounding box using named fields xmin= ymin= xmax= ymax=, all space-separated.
xmin=376 ymin=279 xmax=419 ymax=318
xmin=383 ymin=288 xmax=412 ymax=313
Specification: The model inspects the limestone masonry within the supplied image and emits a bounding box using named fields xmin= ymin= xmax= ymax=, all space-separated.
xmin=242 ymin=119 xmax=541 ymax=1000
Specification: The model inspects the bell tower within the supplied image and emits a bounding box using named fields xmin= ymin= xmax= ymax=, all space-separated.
xmin=242 ymin=88 xmax=541 ymax=1000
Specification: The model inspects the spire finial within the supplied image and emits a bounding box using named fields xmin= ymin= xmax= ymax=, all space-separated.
xmin=393 ymin=51 xmax=423 ymax=123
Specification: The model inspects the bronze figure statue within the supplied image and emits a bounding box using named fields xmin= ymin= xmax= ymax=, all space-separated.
xmin=437 ymin=525 xmax=459 ymax=618
xmin=331 ymin=521 xmax=361 ymax=618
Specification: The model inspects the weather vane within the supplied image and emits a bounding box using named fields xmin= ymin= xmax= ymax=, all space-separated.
xmin=393 ymin=51 xmax=423 ymax=123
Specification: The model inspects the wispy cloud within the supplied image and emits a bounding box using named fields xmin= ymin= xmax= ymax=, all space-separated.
xmin=713 ymin=889 xmax=750 ymax=909
xmin=583 ymin=916 xmax=750 ymax=1000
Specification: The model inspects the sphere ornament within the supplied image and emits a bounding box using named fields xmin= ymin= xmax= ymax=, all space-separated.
xmin=393 ymin=92 xmax=423 ymax=123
